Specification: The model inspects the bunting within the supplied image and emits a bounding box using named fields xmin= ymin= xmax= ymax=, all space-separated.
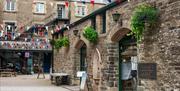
xmin=90 ymin=0 xmax=94 ymax=6
xmin=65 ymin=1 xmax=69 ymax=7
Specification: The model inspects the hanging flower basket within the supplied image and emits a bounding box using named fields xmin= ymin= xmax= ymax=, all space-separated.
xmin=130 ymin=4 xmax=158 ymax=43
xmin=54 ymin=37 xmax=70 ymax=49
xmin=83 ymin=26 xmax=98 ymax=43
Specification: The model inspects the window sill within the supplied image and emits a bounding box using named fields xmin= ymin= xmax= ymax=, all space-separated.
xmin=33 ymin=12 xmax=46 ymax=15
xmin=99 ymin=33 xmax=107 ymax=38
xmin=75 ymin=15 xmax=85 ymax=18
xmin=3 ymin=10 xmax=17 ymax=13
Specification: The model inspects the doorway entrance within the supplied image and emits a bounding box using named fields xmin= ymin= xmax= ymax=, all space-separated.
xmin=119 ymin=35 xmax=137 ymax=91
xmin=80 ymin=44 xmax=87 ymax=71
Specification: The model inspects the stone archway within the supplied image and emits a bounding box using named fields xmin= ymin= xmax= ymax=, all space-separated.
xmin=109 ymin=27 xmax=137 ymax=91
xmin=111 ymin=28 xmax=131 ymax=42
xmin=74 ymin=39 xmax=86 ymax=49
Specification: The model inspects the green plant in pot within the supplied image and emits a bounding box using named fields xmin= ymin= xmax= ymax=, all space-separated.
xmin=130 ymin=4 xmax=158 ymax=43
xmin=54 ymin=37 xmax=69 ymax=49
xmin=54 ymin=38 xmax=63 ymax=49
xmin=61 ymin=37 xmax=69 ymax=47
xmin=83 ymin=26 xmax=98 ymax=43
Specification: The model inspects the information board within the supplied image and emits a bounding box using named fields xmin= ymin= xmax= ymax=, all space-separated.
xmin=138 ymin=63 xmax=157 ymax=80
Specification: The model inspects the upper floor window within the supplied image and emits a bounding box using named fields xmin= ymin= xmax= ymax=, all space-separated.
xmin=4 ymin=21 xmax=16 ymax=40
xmin=57 ymin=5 xmax=65 ymax=19
xmin=34 ymin=2 xmax=46 ymax=14
xmin=75 ymin=5 xmax=86 ymax=17
xmin=5 ymin=0 xmax=16 ymax=11
xmin=5 ymin=22 xmax=16 ymax=33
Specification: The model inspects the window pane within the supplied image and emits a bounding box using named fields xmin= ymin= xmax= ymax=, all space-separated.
xmin=39 ymin=3 xmax=44 ymax=13
xmin=82 ymin=6 xmax=85 ymax=15
xmin=36 ymin=3 xmax=45 ymax=13
xmin=11 ymin=0 xmax=15 ymax=10
xmin=6 ymin=0 xmax=10 ymax=10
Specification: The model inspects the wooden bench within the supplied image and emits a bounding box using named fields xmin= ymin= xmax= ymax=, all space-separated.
xmin=0 ymin=69 xmax=16 ymax=77
xmin=50 ymin=73 xmax=70 ymax=86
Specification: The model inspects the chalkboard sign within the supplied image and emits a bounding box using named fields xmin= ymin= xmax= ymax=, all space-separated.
xmin=138 ymin=63 xmax=157 ymax=80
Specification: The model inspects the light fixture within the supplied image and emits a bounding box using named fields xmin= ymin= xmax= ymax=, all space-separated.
xmin=112 ymin=11 xmax=121 ymax=22
xmin=73 ymin=29 xmax=78 ymax=36
xmin=73 ymin=29 xmax=80 ymax=38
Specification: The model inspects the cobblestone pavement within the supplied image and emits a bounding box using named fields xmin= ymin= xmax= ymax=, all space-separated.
xmin=0 ymin=74 xmax=79 ymax=91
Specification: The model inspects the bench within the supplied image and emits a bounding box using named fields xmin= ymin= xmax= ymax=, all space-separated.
xmin=50 ymin=73 xmax=70 ymax=86
xmin=0 ymin=69 xmax=16 ymax=77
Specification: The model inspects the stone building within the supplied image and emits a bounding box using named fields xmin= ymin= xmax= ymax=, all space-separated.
xmin=51 ymin=0 xmax=180 ymax=91
xmin=0 ymin=0 xmax=106 ymax=74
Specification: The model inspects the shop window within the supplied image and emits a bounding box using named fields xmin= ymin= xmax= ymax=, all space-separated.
xmin=5 ymin=0 xmax=16 ymax=11
xmin=34 ymin=2 xmax=46 ymax=14
xmin=75 ymin=5 xmax=86 ymax=17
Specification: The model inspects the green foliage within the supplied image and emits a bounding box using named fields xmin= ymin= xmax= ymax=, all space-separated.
xmin=130 ymin=4 xmax=158 ymax=43
xmin=54 ymin=37 xmax=69 ymax=49
xmin=83 ymin=26 xmax=98 ymax=43
xmin=61 ymin=37 xmax=69 ymax=47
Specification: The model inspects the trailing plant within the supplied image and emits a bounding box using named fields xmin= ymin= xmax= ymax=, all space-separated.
xmin=130 ymin=4 xmax=158 ymax=43
xmin=54 ymin=37 xmax=69 ymax=49
xmin=83 ymin=26 xmax=98 ymax=43
xmin=61 ymin=37 xmax=69 ymax=47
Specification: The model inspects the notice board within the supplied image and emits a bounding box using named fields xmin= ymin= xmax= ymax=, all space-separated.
xmin=138 ymin=63 xmax=157 ymax=80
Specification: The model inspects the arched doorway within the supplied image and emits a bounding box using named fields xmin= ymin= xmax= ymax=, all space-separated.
xmin=119 ymin=35 xmax=137 ymax=91
xmin=74 ymin=39 xmax=87 ymax=72
xmin=80 ymin=44 xmax=87 ymax=71
xmin=110 ymin=28 xmax=137 ymax=91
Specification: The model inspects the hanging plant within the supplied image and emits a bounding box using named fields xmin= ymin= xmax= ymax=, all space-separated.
xmin=54 ymin=37 xmax=69 ymax=49
xmin=61 ymin=37 xmax=69 ymax=47
xmin=130 ymin=4 xmax=158 ymax=43
xmin=83 ymin=26 xmax=98 ymax=43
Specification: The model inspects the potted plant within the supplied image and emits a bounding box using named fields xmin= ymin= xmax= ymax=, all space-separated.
xmin=83 ymin=26 xmax=98 ymax=43
xmin=54 ymin=37 xmax=69 ymax=49
xmin=130 ymin=4 xmax=158 ymax=43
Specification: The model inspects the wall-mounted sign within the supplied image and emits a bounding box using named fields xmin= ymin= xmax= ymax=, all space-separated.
xmin=80 ymin=72 xmax=87 ymax=90
xmin=138 ymin=63 xmax=157 ymax=80
xmin=77 ymin=71 xmax=86 ymax=77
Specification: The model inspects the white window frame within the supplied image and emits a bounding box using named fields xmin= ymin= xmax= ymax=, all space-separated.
xmin=3 ymin=20 xmax=17 ymax=33
xmin=75 ymin=4 xmax=87 ymax=17
xmin=4 ymin=0 xmax=16 ymax=12
xmin=3 ymin=20 xmax=17 ymax=40
xmin=34 ymin=1 xmax=46 ymax=14
xmin=57 ymin=4 xmax=66 ymax=19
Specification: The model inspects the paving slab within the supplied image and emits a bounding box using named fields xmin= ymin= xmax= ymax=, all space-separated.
xmin=0 ymin=74 xmax=80 ymax=91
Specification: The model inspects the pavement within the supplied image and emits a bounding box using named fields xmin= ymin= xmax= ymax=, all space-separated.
xmin=0 ymin=74 xmax=80 ymax=91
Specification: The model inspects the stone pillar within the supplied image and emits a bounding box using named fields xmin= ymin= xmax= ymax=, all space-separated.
xmin=100 ymin=42 xmax=119 ymax=91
